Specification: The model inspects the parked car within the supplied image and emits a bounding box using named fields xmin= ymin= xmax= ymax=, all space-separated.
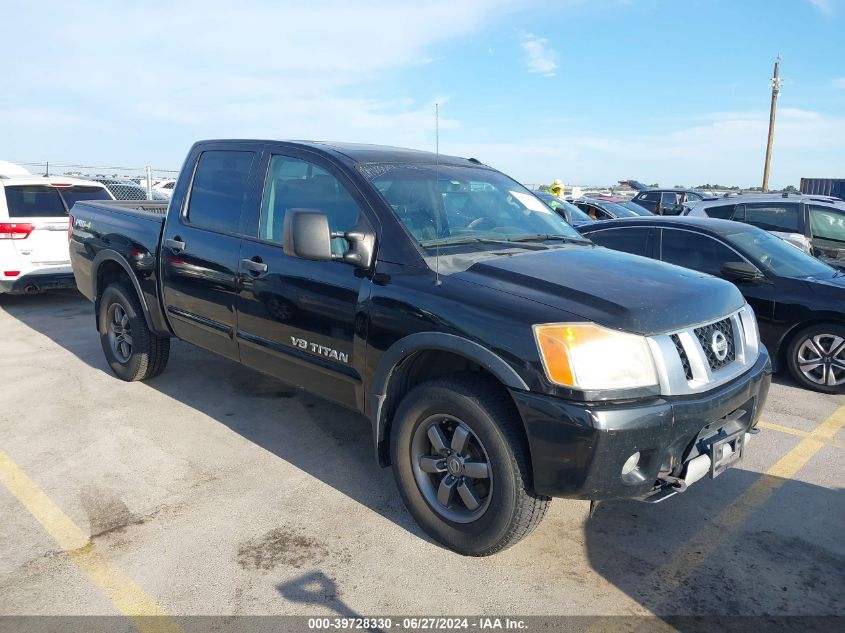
xmin=590 ymin=196 xmax=654 ymax=216
xmin=69 ymin=140 xmax=770 ymax=555
xmin=1 ymin=170 xmax=112 ymax=294
xmin=152 ymin=178 xmax=176 ymax=198
xmin=623 ymin=180 xmax=713 ymax=215
xmin=90 ymin=178 xmax=170 ymax=201
xmin=534 ymin=191 xmax=592 ymax=225
xmin=579 ymin=216 xmax=845 ymax=393
xmin=684 ymin=193 xmax=845 ymax=267
xmin=573 ymin=197 xmax=648 ymax=221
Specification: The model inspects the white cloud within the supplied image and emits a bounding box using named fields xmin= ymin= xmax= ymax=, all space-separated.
xmin=444 ymin=109 xmax=845 ymax=189
xmin=517 ymin=30 xmax=558 ymax=77
xmin=0 ymin=0 xmax=525 ymax=164
xmin=807 ymin=0 xmax=835 ymax=16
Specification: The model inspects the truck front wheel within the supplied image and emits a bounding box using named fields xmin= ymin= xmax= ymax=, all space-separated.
xmin=390 ymin=374 xmax=549 ymax=556
xmin=98 ymin=283 xmax=170 ymax=382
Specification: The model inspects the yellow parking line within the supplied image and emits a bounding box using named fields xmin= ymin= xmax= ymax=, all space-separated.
xmin=756 ymin=419 xmax=845 ymax=450
xmin=0 ymin=450 xmax=180 ymax=633
xmin=587 ymin=405 xmax=845 ymax=633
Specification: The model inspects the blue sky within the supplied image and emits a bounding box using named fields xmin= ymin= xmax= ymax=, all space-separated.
xmin=1 ymin=0 xmax=843 ymax=188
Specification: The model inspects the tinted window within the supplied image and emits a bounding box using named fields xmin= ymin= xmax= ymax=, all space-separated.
xmin=617 ymin=201 xmax=652 ymax=216
xmin=187 ymin=150 xmax=254 ymax=233
xmin=57 ymin=186 xmax=112 ymax=208
xmin=4 ymin=185 xmax=66 ymax=217
xmin=704 ymin=204 xmax=736 ymax=220
xmin=660 ymin=229 xmax=739 ymax=276
xmin=598 ymin=201 xmax=641 ymax=218
xmin=738 ymin=202 xmax=800 ymax=232
xmin=809 ymin=205 xmax=845 ymax=244
xmin=259 ymin=155 xmax=361 ymax=251
xmin=641 ymin=192 xmax=660 ymax=202
xmin=589 ymin=228 xmax=652 ymax=257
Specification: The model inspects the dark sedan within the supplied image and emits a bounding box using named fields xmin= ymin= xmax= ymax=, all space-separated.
xmin=573 ymin=197 xmax=650 ymax=221
xmin=579 ymin=216 xmax=845 ymax=393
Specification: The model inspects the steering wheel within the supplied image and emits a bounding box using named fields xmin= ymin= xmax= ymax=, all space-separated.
xmin=467 ymin=217 xmax=495 ymax=230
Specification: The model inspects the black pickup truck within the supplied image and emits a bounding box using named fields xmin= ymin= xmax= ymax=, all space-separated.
xmin=69 ymin=140 xmax=772 ymax=555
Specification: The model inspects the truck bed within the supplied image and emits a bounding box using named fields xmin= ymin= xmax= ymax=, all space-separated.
xmin=74 ymin=200 xmax=169 ymax=222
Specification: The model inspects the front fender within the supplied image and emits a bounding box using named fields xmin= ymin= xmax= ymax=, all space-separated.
xmin=368 ymin=332 xmax=530 ymax=463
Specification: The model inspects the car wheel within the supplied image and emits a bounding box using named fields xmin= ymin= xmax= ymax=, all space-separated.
xmin=99 ymin=282 xmax=170 ymax=382
xmin=786 ymin=324 xmax=845 ymax=394
xmin=390 ymin=373 xmax=549 ymax=556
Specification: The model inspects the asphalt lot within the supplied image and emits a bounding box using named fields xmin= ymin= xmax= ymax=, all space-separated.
xmin=1 ymin=290 xmax=843 ymax=629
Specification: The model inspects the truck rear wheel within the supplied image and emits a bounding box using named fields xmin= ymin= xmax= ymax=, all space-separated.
xmin=98 ymin=282 xmax=170 ymax=382
xmin=390 ymin=373 xmax=549 ymax=556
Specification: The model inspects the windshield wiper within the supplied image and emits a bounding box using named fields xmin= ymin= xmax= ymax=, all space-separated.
xmin=419 ymin=236 xmax=549 ymax=250
xmin=508 ymin=233 xmax=591 ymax=244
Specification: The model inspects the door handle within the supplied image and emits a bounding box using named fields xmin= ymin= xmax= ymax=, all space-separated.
xmin=241 ymin=257 xmax=268 ymax=275
xmin=164 ymin=237 xmax=186 ymax=252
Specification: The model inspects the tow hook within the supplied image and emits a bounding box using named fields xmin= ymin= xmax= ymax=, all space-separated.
xmin=657 ymin=473 xmax=688 ymax=493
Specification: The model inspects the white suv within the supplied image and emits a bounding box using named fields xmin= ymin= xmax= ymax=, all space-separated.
xmin=1 ymin=166 xmax=113 ymax=294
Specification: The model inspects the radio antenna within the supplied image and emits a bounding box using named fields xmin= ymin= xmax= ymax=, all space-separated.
xmin=434 ymin=102 xmax=442 ymax=286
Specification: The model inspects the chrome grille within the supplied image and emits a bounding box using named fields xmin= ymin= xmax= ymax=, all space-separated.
xmin=647 ymin=304 xmax=760 ymax=397
xmin=694 ymin=317 xmax=736 ymax=371
xmin=671 ymin=334 xmax=693 ymax=380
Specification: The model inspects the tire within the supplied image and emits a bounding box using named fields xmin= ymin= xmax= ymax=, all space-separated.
xmin=390 ymin=373 xmax=550 ymax=556
xmin=98 ymin=282 xmax=170 ymax=382
xmin=786 ymin=323 xmax=845 ymax=394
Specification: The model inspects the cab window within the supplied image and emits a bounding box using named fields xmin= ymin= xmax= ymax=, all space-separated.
xmin=258 ymin=155 xmax=362 ymax=253
xmin=187 ymin=150 xmax=255 ymax=233
xmin=660 ymin=229 xmax=739 ymax=276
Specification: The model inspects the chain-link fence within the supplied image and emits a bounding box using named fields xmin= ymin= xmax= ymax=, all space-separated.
xmin=7 ymin=161 xmax=179 ymax=201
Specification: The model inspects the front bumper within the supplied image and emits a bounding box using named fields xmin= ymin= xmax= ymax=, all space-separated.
xmin=0 ymin=271 xmax=77 ymax=294
xmin=511 ymin=347 xmax=772 ymax=500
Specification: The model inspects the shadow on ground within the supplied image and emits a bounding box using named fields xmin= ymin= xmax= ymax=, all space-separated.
xmin=3 ymin=291 xmax=845 ymax=624
xmin=585 ymin=468 xmax=845 ymax=617
xmin=0 ymin=290 xmax=428 ymax=545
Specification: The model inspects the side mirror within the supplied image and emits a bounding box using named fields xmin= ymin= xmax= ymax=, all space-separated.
xmin=720 ymin=261 xmax=765 ymax=283
xmin=283 ymin=210 xmax=374 ymax=269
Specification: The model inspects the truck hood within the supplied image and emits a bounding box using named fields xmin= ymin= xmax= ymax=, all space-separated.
xmin=455 ymin=246 xmax=745 ymax=336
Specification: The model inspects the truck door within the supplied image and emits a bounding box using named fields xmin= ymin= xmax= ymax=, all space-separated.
xmin=160 ymin=147 xmax=260 ymax=360
xmin=235 ymin=150 xmax=375 ymax=410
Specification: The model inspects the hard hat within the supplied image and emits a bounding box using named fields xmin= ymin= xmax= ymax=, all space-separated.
xmin=552 ymin=179 xmax=563 ymax=187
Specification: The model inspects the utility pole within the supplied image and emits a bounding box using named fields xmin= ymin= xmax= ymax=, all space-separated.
xmin=762 ymin=54 xmax=782 ymax=192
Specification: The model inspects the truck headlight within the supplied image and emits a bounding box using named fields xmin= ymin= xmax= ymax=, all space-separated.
xmin=533 ymin=323 xmax=658 ymax=391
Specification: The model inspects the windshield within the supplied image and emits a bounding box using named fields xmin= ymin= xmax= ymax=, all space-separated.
xmin=366 ymin=164 xmax=584 ymax=248
xmin=728 ymin=228 xmax=836 ymax=278
xmin=617 ymin=200 xmax=653 ymax=216
xmin=594 ymin=200 xmax=642 ymax=218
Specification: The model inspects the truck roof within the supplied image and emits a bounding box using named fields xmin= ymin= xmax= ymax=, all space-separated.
xmin=197 ymin=139 xmax=485 ymax=168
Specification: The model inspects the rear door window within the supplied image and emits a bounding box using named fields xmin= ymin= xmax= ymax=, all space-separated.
xmin=588 ymin=227 xmax=652 ymax=257
xmin=736 ymin=202 xmax=800 ymax=232
xmin=3 ymin=185 xmax=67 ymax=217
xmin=186 ymin=150 xmax=255 ymax=233
xmin=660 ymin=228 xmax=740 ymax=276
